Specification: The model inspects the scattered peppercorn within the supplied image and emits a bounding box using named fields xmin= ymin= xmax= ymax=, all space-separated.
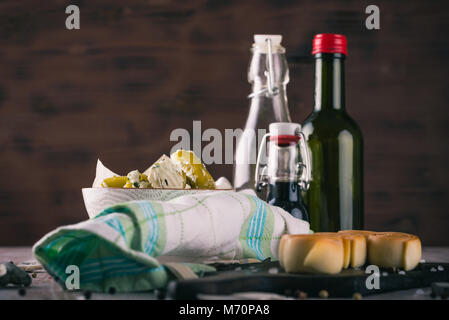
xmin=84 ymin=291 xmax=92 ymax=300
xmin=31 ymin=272 xmax=37 ymax=278
xmin=319 ymin=290 xmax=329 ymax=299
xmin=18 ymin=287 xmax=26 ymax=296
xmin=353 ymin=292 xmax=363 ymax=300
xmin=297 ymin=291 xmax=308 ymax=300
xmin=154 ymin=289 xmax=166 ymax=300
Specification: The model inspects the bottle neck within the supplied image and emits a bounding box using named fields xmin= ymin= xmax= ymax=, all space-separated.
xmin=313 ymin=53 xmax=346 ymax=112
xmin=248 ymin=48 xmax=291 ymax=122
xmin=250 ymin=83 xmax=290 ymax=120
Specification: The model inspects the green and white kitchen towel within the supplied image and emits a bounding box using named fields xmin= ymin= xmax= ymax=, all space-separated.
xmin=33 ymin=190 xmax=310 ymax=292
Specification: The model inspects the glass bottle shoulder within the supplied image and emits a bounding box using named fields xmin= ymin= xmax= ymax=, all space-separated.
xmin=302 ymin=110 xmax=363 ymax=142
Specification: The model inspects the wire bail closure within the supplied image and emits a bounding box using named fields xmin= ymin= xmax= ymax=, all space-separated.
xmin=248 ymin=38 xmax=279 ymax=99
xmin=254 ymin=131 xmax=311 ymax=192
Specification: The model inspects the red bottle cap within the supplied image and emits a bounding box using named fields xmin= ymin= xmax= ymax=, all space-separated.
xmin=312 ymin=34 xmax=347 ymax=55
xmin=269 ymin=135 xmax=300 ymax=145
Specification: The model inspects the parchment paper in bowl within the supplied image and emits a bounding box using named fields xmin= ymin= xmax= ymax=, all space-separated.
xmin=83 ymin=159 xmax=233 ymax=218
xmin=92 ymin=159 xmax=121 ymax=188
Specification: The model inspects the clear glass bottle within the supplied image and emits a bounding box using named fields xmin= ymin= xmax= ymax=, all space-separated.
xmin=233 ymin=35 xmax=292 ymax=195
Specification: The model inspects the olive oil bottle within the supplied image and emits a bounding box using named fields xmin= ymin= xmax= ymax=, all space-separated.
xmin=302 ymin=34 xmax=364 ymax=232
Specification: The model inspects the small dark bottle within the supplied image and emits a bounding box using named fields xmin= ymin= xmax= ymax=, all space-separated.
xmin=267 ymin=181 xmax=309 ymax=222
xmin=255 ymin=122 xmax=311 ymax=222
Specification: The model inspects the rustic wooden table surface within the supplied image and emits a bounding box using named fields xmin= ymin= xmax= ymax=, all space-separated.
xmin=1 ymin=247 xmax=448 ymax=300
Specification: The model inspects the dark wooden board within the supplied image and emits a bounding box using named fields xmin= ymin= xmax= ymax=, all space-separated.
xmin=170 ymin=261 xmax=449 ymax=299
xmin=1 ymin=247 xmax=449 ymax=300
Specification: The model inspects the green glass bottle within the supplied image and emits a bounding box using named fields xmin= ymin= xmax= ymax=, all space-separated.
xmin=302 ymin=34 xmax=364 ymax=232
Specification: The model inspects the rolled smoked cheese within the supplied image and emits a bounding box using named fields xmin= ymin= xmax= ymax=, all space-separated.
xmin=367 ymin=232 xmax=422 ymax=271
xmin=279 ymin=234 xmax=344 ymax=274
xmin=279 ymin=231 xmax=421 ymax=274
xmin=316 ymin=232 xmax=367 ymax=268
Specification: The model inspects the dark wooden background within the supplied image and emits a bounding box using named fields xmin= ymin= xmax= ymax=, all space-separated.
xmin=0 ymin=0 xmax=448 ymax=245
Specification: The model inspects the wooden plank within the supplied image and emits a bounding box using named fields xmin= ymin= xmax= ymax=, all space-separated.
xmin=0 ymin=0 xmax=448 ymax=245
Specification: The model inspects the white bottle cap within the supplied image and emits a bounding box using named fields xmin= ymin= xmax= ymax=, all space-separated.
xmin=254 ymin=34 xmax=282 ymax=46
xmin=253 ymin=34 xmax=284 ymax=53
xmin=269 ymin=122 xmax=301 ymax=136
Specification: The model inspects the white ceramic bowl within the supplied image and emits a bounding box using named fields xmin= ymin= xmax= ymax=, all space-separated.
xmin=82 ymin=188 xmax=227 ymax=219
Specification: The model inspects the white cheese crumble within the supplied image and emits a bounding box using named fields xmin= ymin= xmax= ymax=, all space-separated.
xmin=127 ymin=170 xmax=141 ymax=185
xmin=144 ymin=155 xmax=186 ymax=189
